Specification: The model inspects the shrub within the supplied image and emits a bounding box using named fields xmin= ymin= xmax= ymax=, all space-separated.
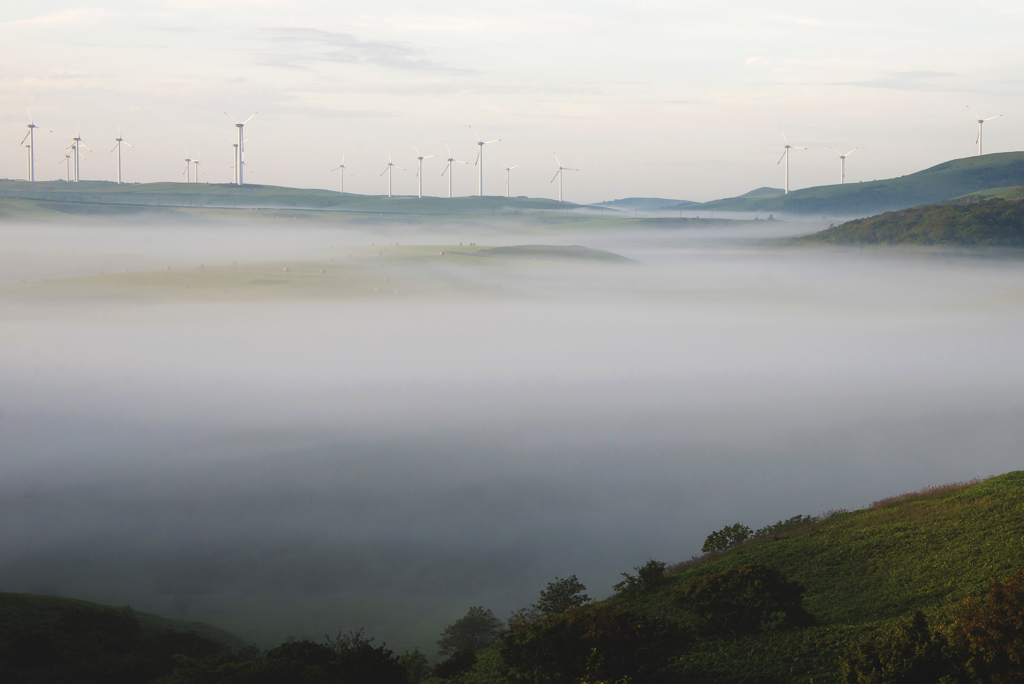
xmin=950 ymin=566 xmax=1024 ymax=682
xmin=674 ymin=563 xmax=815 ymax=636
xmin=500 ymin=603 xmax=692 ymax=684
xmin=400 ymin=647 xmax=430 ymax=684
xmin=536 ymin=575 xmax=591 ymax=615
xmin=326 ymin=628 xmax=407 ymax=684
xmin=754 ymin=514 xmax=817 ymax=539
xmin=437 ymin=607 xmax=503 ymax=656
xmin=702 ymin=523 xmax=752 ymax=553
xmin=839 ymin=611 xmax=968 ymax=684
xmin=613 ymin=559 xmax=668 ymax=599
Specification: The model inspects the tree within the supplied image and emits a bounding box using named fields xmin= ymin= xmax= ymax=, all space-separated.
xmin=614 ymin=559 xmax=668 ymax=599
xmin=840 ymin=611 xmax=968 ymax=684
xmin=701 ymin=523 xmax=752 ymax=553
xmin=674 ymin=563 xmax=814 ymax=636
xmin=437 ymin=607 xmax=503 ymax=657
xmin=431 ymin=650 xmax=478 ymax=680
xmin=536 ymin=575 xmax=591 ymax=615
xmin=950 ymin=566 xmax=1024 ymax=682
xmin=399 ymin=648 xmax=430 ymax=684
xmin=326 ymin=628 xmax=407 ymax=684
xmin=500 ymin=604 xmax=691 ymax=684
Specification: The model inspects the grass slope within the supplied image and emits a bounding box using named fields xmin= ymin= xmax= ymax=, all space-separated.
xmin=799 ymin=196 xmax=1024 ymax=246
xmin=454 ymin=472 xmax=1024 ymax=684
xmin=682 ymin=151 xmax=1024 ymax=216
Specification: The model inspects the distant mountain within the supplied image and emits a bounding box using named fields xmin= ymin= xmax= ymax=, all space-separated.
xmin=590 ymin=197 xmax=697 ymax=211
xmin=681 ymin=152 xmax=1024 ymax=217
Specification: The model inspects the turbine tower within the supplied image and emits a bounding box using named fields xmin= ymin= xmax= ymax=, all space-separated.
xmin=412 ymin=144 xmax=437 ymax=198
xmin=192 ymin=154 xmax=203 ymax=182
xmin=70 ymin=126 xmax=91 ymax=182
xmin=499 ymin=159 xmax=520 ymax=198
xmin=21 ymin=142 xmax=32 ymax=181
xmin=550 ymin=153 xmax=578 ymax=203
xmin=441 ymin=140 xmax=469 ymax=199
xmin=59 ymin=152 xmax=71 ymax=182
xmin=225 ymin=111 xmax=256 ymax=185
xmin=183 ymin=149 xmax=193 ymax=183
xmin=469 ymin=125 xmax=501 ymax=196
xmin=777 ymin=128 xmax=807 ymax=194
xmin=110 ymin=125 xmax=134 ymax=184
xmin=379 ymin=148 xmax=404 ymax=198
xmin=967 ymin=106 xmax=1002 ymax=156
xmin=20 ymin=108 xmax=51 ymax=181
xmin=222 ymin=133 xmax=251 ymax=184
xmin=829 ymin=146 xmax=857 ymax=184
xmin=330 ymin=154 xmax=351 ymax=194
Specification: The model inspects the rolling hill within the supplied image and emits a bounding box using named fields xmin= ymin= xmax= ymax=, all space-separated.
xmin=676 ymin=151 xmax=1024 ymax=217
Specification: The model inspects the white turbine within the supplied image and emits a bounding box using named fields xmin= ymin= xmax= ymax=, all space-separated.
xmin=777 ymin=128 xmax=807 ymax=194
xmin=829 ymin=146 xmax=857 ymax=184
xmin=192 ymin=153 xmax=204 ymax=182
xmin=58 ymin=152 xmax=71 ymax=182
xmin=225 ymin=111 xmax=257 ymax=185
xmin=20 ymin=108 xmax=51 ymax=182
xmin=183 ymin=149 xmax=193 ymax=183
xmin=110 ymin=125 xmax=134 ymax=184
xmin=70 ymin=125 xmax=91 ymax=182
xmin=499 ymin=159 xmax=520 ymax=198
xmin=330 ymin=154 xmax=352 ymax=195
xmin=21 ymin=142 xmax=32 ymax=181
xmin=222 ymin=133 xmax=251 ymax=185
xmin=412 ymin=144 xmax=437 ymax=198
xmin=440 ymin=140 xmax=469 ymax=199
xmin=380 ymin=148 xmax=405 ymax=198
xmin=469 ymin=125 xmax=501 ymax=197
xmin=550 ymin=153 xmax=578 ymax=203
xmin=967 ymin=106 xmax=1002 ymax=156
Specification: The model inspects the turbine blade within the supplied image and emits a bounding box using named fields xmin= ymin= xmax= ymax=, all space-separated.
xmin=846 ymin=147 xmax=858 ymax=156
xmin=442 ymin=162 xmax=450 ymax=176
xmin=381 ymin=167 xmax=388 ymax=176
xmin=985 ymin=114 xmax=1003 ymax=121
xmin=412 ymin=144 xmax=420 ymax=156
xmin=550 ymin=170 xmax=560 ymax=183
xmin=20 ymin=132 xmax=30 ymax=145
xmin=111 ymin=143 xmax=119 ymax=153
xmin=553 ymin=152 xmax=561 ymax=166
xmin=511 ymin=164 xmax=520 ymax=169
xmin=26 ymin=105 xmax=33 ymax=123
xmin=468 ymin=125 xmax=481 ymax=142
xmin=425 ymin=154 xmax=437 ymax=159
xmin=388 ymin=148 xmax=392 ymax=162
xmin=485 ymin=139 xmax=501 ymax=144
xmin=966 ymin=105 xmax=980 ymax=119
xmin=780 ymin=127 xmax=788 ymax=144
xmin=474 ymin=149 xmax=480 ymax=166
xmin=777 ymin=150 xmax=787 ymax=165
xmin=829 ymin=146 xmax=841 ymax=156
xmin=445 ymin=140 xmax=453 ymax=157
xmin=225 ymin=112 xmax=240 ymax=124
xmin=242 ymin=112 xmax=258 ymax=124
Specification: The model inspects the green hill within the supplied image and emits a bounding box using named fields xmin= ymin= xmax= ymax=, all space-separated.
xmin=798 ymin=196 xmax=1024 ymax=246
xmin=0 ymin=592 xmax=248 ymax=681
xmin=447 ymin=471 xmax=1024 ymax=684
xmin=679 ymin=151 xmax=1024 ymax=216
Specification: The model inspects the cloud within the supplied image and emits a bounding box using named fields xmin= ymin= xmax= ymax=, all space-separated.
xmin=258 ymin=28 xmax=471 ymax=74
xmin=745 ymin=56 xmax=767 ymax=66
xmin=0 ymin=9 xmax=107 ymax=28
xmin=836 ymin=70 xmax=962 ymax=92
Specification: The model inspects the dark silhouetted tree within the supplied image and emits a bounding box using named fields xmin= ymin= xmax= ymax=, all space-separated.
xmin=536 ymin=575 xmax=591 ymax=615
xmin=437 ymin=607 xmax=503 ymax=657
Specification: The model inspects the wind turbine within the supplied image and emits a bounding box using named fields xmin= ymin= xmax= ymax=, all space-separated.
xmin=225 ymin=111 xmax=256 ymax=185
xmin=20 ymin=108 xmax=51 ymax=181
xmin=379 ymin=148 xmax=404 ymax=198
xmin=183 ymin=149 xmax=193 ymax=183
xmin=777 ymin=128 xmax=806 ymax=194
xmin=499 ymin=159 xmax=520 ymax=198
xmin=21 ymin=142 xmax=32 ymax=181
xmin=71 ymin=125 xmax=91 ymax=182
xmin=330 ymin=155 xmax=352 ymax=194
xmin=58 ymin=152 xmax=71 ymax=182
xmin=967 ymin=106 xmax=1002 ymax=156
xmin=829 ymin=146 xmax=857 ymax=184
xmin=550 ymin=153 xmax=578 ymax=203
xmin=469 ymin=125 xmax=501 ymax=196
xmin=441 ymin=140 xmax=469 ymax=199
xmin=412 ymin=144 xmax=437 ymax=198
xmin=110 ymin=125 xmax=134 ymax=184
xmin=192 ymin=153 xmax=204 ymax=182
xmin=222 ymin=133 xmax=250 ymax=184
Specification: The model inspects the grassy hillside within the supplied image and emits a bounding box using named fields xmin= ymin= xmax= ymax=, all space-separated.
xmin=682 ymin=151 xmax=1024 ymax=216
xmin=799 ymin=196 xmax=1024 ymax=246
xmin=448 ymin=471 xmax=1024 ymax=684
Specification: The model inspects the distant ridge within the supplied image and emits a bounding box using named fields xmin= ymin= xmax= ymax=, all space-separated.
xmin=674 ymin=151 xmax=1024 ymax=217
xmin=590 ymin=197 xmax=697 ymax=211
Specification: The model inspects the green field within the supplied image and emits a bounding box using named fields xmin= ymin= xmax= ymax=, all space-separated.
xmin=685 ymin=151 xmax=1024 ymax=216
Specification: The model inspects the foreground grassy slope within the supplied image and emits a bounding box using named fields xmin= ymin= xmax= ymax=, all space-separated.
xmin=453 ymin=472 xmax=1024 ymax=684
xmin=799 ymin=196 xmax=1024 ymax=246
xmin=685 ymin=151 xmax=1024 ymax=216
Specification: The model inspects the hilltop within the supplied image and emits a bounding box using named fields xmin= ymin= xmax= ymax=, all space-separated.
xmin=799 ymin=196 xmax=1024 ymax=246
xmin=680 ymin=151 xmax=1024 ymax=217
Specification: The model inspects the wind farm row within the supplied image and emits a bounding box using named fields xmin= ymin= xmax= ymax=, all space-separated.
xmin=10 ymin=105 xmax=1005 ymax=202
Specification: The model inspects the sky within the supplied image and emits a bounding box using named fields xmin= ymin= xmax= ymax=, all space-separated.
xmin=3 ymin=0 xmax=1024 ymax=202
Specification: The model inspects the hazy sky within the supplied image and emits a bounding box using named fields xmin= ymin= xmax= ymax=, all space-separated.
xmin=3 ymin=1 xmax=1024 ymax=201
